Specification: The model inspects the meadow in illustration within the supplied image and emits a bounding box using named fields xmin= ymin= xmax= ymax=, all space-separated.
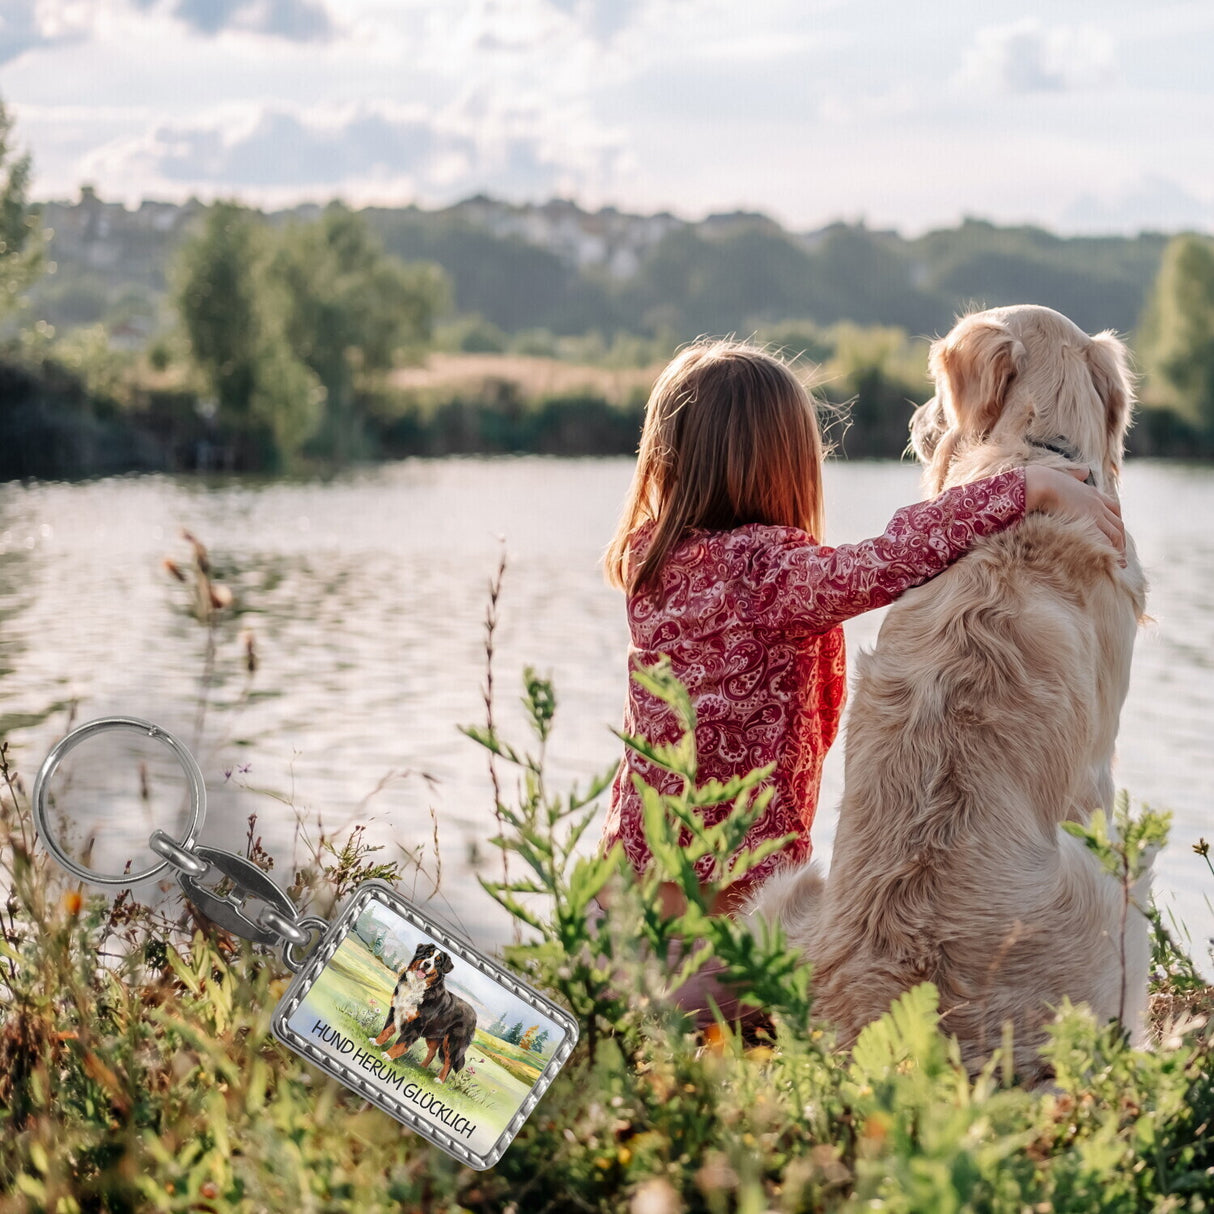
xmin=286 ymin=896 xmax=566 ymax=1157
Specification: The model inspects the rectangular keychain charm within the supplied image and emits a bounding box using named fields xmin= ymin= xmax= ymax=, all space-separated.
xmin=271 ymin=880 xmax=578 ymax=1171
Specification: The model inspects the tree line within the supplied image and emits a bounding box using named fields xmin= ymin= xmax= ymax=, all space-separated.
xmin=4 ymin=92 xmax=1214 ymax=476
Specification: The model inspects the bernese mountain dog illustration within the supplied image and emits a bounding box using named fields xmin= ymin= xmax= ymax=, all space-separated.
xmin=370 ymin=942 xmax=478 ymax=1083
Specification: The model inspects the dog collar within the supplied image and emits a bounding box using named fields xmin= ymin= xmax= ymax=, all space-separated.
xmin=1026 ymin=436 xmax=1095 ymax=486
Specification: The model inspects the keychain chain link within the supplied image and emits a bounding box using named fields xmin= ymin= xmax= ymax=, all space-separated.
xmin=149 ymin=829 xmax=327 ymax=971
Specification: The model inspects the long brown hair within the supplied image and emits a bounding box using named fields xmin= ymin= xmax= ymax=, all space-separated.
xmin=605 ymin=338 xmax=828 ymax=595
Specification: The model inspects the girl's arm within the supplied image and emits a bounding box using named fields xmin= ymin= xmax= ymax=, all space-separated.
xmin=751 ymin=465 xmax=1124 ymax=636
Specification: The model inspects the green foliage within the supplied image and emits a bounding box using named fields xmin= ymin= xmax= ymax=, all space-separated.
xmin=174 ymin=201 xmax=280 ymax=462
xmin=23 ymin=185 xmax=1214 ymax=463
xmin=911 ymin=218 xmax=1165 ymax=338
xmin=460 ymin=665 xmax=1214 ymax=1211
xmin=1138 ymin=233 xmax=1214 ymax=434
xmin=0 ymin=98 xmax=44 ymax=325
xmin=370 ymin=386 xmax=644 ymax=458
xmin=172 ymin=201 xmax=448 ymax=468
xmin=436 ymin=313 xmax=510 ymax=353
xmin=1061 ymin=790 xmax=1170 ymax=886
xmin=41 ymin=322 xmax=132 ymax=404
xmin=268 ymin=202 xmax=448 ymax=461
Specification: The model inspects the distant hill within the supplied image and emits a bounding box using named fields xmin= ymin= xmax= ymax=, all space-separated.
xmin=28 ymin=190 xmax=1170 ymax=345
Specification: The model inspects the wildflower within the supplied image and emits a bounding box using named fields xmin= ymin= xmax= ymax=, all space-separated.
xmin=630 ymin=1178 xmax=681 ymax=1214
xmin=62 ymin=890 xmax=82 ymax=917
xmin=1194 ymin=838 xmax=1209 ymax=858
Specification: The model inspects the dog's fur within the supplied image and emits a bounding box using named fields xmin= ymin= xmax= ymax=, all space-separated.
xmin=752 ymin=305 xmax=1151 ymax=1080
xmin=370 ymin=942 xmax=478 ymax=1083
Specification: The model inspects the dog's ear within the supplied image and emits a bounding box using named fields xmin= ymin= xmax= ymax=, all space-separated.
xmin=1086 ymin=330 xmax=1134 ymax=465
xmin=929 ymin=315 xmax=1025 ymax=437
xmin=909 ymin=395 xmax=946 ymax=463
xmin=436 ymin=951 xmax=453 ymax=976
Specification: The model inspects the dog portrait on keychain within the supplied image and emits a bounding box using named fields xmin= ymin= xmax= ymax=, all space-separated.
xmin=751 ymin=304 xmax=1151 ymax=1081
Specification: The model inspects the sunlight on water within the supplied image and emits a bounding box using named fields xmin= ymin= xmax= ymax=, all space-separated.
xmin=0 ymin=457 xmax=1210 ymax=968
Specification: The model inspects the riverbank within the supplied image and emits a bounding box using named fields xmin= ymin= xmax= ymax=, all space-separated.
xmin=3 ymin=352 xmax=1213 ymax=483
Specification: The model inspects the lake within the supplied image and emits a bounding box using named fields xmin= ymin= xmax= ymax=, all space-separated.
xmin=0 ymin=457 xmax=1210 ymax=970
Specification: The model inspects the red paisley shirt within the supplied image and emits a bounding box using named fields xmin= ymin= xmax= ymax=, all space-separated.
xmin=601 ymin=467 xmax=1027 ymax=895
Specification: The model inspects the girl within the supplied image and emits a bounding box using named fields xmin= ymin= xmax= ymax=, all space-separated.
xmin=600 ymin=338 xmax=1125 ymax=929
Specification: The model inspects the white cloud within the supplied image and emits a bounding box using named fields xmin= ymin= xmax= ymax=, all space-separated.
xmin=150 ymin=0 xmax=338 ymax=41
xmin=0 ymin=0 xmax=339 ymax=62
xmin=76 ymin=100 xmax=630 ymax=207
xmin=5 ymin=1 xmax=1214 ymax=234
xmin=954 ymin=19 xmax=1117 ymax=94
xmin=0 ymin=0 xmax=93 ymax=63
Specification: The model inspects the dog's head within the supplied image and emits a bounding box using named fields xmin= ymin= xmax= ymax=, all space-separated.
xmin=406 ymin=943 xmax=454 ymax=986
xmin=910 ymin=305 xmax=1134 ymax=495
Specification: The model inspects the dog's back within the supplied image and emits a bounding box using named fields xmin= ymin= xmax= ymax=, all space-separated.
xmin=755 ymin=306 xmax=1149 ymax=1079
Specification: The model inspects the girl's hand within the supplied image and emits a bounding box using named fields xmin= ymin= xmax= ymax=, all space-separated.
xmin=1023 ymin=465 xmax=1127 ymax=560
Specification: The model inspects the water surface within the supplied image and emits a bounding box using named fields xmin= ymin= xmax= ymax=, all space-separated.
xmin=1 ymin=458 xmax=1209 ymax=966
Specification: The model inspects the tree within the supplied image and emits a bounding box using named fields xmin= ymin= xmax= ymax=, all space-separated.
xmin=1137 ymin=233 xmax=1214 ymax=435
xmin=174 ymin=200 xmax=447 ymax=467
xmin=268 ymin=202 xmax=448 ymax=460
xmin=0 ymin=98 xmax=45 ymax=324
xmin=174 ymin=202 xmax=282 ymax=465
xmin=175 ymin=202 xmax=326 ymax=467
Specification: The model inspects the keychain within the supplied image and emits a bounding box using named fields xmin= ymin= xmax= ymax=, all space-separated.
xmin=32 ymin=716 xmax=577 ymax=1172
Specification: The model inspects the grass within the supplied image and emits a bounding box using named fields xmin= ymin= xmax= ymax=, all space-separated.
xmin=0 ymin=550 xmax=1212 ymax=1212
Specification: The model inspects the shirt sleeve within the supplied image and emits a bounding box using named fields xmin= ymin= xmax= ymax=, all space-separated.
xmin=747 ymin=467 xmax=1026 ymax=636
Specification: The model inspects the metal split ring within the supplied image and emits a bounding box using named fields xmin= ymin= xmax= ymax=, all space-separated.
xmin=32 ymin=717 xmax=206 ymax=886
xmin=281 ymin=916 xmax=330 ymax=973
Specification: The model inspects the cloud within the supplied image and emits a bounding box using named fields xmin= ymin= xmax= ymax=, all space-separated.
xmin=0 ymin=0 xmax=334 ymax=65
xmin=93 ymin=108 xmax=454 ymax=188
xmin=167 ymin=0 xmax=334 ymax=41
xmin=955 ymin=20 xmax=1116 ymax=94
xmin=545 ymin=0 xmax=644 ymax=44
xmin=79 ymin=102 xmax=627 ymax=204
xmin=0 ymin=6 xmax=44 ymax=65
xmin=0 ymin=0 xmax=90 ymax=65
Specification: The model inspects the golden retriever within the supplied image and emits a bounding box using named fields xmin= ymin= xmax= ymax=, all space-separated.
xmin=751 ymin=304 xmax=1150 ymax=1080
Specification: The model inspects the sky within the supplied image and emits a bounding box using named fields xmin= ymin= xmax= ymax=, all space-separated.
xmin=2 ymin=0 xmax=1213 ymax=236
